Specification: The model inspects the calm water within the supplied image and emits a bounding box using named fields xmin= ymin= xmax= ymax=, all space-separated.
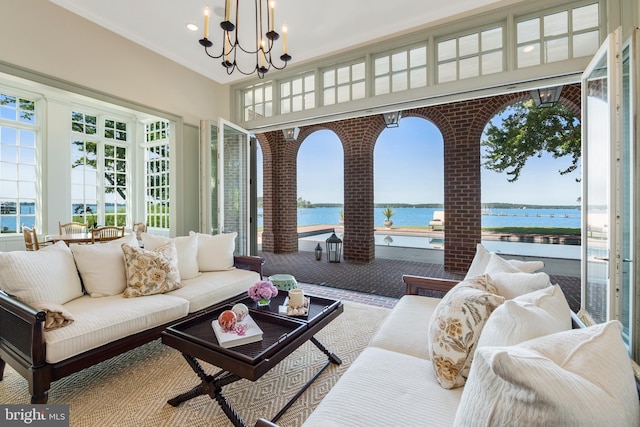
xmin=258 ymin=207 xmax=581 ymax=228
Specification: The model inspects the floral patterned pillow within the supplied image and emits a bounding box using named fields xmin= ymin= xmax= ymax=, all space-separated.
xmin=121 ymin=242 xmax=183 ymax=298
xmin=428 ymin=275 xmax=504 ymax=389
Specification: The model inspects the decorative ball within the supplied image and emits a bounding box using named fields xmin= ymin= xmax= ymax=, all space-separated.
xmin=218 ymin=310 xmax=237 ymax=331
xmin=231 ymin=303 xmax=249 ymax=321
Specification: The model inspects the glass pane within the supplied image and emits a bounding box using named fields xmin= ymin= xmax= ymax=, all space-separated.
xmin=545 ymin=37 xmax=569 ymax=62
xmin=323 ymin=88 xmax=335 ymax=105
xmin=459 ymin=56 xmax=479 ymax=79
xmin=222 ymin=123 xmax=249 ymax=255
xmin=304 ymin=93 xmax=315 ymax=109
xmin=544 ymin=11 xmax=568 ymax=37
xmin=280 ymin=99 xmax=290 ymax=114
xmin=352 ymin=62 xmax=365 ymax=80
xmin=574 ymin=30 xmax=600 ymax=58
xmin=620 ymin=42 xmax=632 ymax=347
xmin=292 ymin=95 xmax=303 ymax=111
xmin=410 ymin=67 xmax=427 ymax=88
xmin=304 ymin=75 xmax=315 ymax=91
xmin=438 ymin=62 xmax=457 ymax=83
xmin=264 ymin=85 xmax=272 ymax=101
xmin=280 ymin=82 xmax=290 ymax=97
xmin=518 ymin=42 xmax=540 ymax=67
xmin=438 ymin=38 xmax=456 ymax=61
xmin=337 ymin=85 xmax=350 ymax=103
xmin=391 ymin=52 xmax=407 ymax=72
xmin=459 ymin=33 xmax=479 ymax=56
xmin=409 ymin=46 xmax=427 ymax=67
xmin=391 ymin=72 xmax=408 ymax=92
xmin=292 ymin=78 xmax=302 ymax=94
xmin=482 ymin=51 xmax=503 ymax=74
xmin=337 ymin=66 xmax=350 ymax=85
xmin=573 ymin=3 xmax=599 ymax=31
xmin=323 ymin=70 xmax=335 ymax=87
xmin=352 ymin=82 xmax=365 ymax=100
xmin=517 ymin=18 xmax=540 ymax=43
xmin=375 ymin=56 xmax=390 ymax=75
xmin=482 ymin=27 xmax=502 ymax=51
xmin=375 ymin=76 xmax=390 ymax=95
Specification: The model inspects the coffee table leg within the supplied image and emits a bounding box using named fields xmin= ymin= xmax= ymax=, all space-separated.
xmin=310 ymin=336 xmax=342 ymax=365
xmin=167 ymin=353 xmax=248 ymax=427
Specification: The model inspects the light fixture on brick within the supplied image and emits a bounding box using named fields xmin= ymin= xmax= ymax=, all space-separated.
xmin=198 ymin=1 xmax=291 ymax=79
xmin=383 ymin=111 xmax=402 ymax=128
xmin=282 ymin=127 xmax=300 ymax=141
xmin=530 ymin=86 xmax=563 ymax=108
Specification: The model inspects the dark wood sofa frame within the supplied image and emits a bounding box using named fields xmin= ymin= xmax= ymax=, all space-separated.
xmin=0 ymin=255 xmax=264 ymax=404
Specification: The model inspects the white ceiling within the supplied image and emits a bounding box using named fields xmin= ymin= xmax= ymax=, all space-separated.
xmin=50 ymin=0 xmax=519 ymax=84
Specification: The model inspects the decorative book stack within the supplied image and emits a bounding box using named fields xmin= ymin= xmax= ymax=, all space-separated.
xmin=212 ymin=314 xmax=263 ymax=348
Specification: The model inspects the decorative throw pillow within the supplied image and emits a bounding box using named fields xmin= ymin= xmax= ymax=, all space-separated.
xmin=141 ymin=233 xmax=200 ymax=280
xmin=0 ymin=241 xmax=83 ymax=305
xmin=189 ymin=231 xmax=237 ymax=272
xmin=465 ymin=243 xmax=545 ymax=280
xmin=121 ymin=242 xmax=183 ymax=297
xmin=70 ymin=234 xmax=138 ymax=297
xmin=484 ymin=253 xmax=551 ymax=299
xmin=477 ymin=285 xmax=572 ymax=348
xmin=428 ymin=275 xmax=505 ymax=389
xmin=454 ymin=321 xmax=640 ymax=427
xmin=31 ymin=301 xmax=75 ymax=331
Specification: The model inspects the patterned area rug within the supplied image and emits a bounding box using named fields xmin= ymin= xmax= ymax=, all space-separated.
xmin=0 ymin=302 xmax=389 ymax=427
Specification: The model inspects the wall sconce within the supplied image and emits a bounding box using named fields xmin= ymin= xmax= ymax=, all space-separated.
xmin=530 ymin=86 xmax=563 ymax=108
xmin=325 ymin=232 xmax=342 ymax=263
xmin=282 ymin=127 xmax=300 ymax=141
xmin=383 ymin=111 xmax=402 ymax=128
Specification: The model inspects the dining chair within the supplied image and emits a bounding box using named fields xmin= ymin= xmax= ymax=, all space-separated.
xmin=91 ymin=225 xmax=125 ymax=243
xmin=59 ymin=221 xmax=88 ymax=234
xmin=23 ymin=225 xmax=50 ymax=251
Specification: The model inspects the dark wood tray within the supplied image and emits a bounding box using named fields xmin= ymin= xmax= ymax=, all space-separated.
xmin=234 ymin=293 xmax=341 ymax=326
xmin=165 ymin=305 xmax=307 ymax=365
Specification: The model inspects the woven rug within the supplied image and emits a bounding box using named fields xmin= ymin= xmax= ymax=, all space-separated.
xmin=0 ymin=302 xmax=389 ymax=427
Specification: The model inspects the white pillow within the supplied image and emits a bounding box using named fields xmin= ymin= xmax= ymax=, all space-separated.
xmin=141 ymin=233 xmax=200 ymax=280
xmin=0 ymin=241 xmax=83 ymax=305
xmin=70 ymin=234 xmax=138 ymax=297
xmin=465 ymin=243 xmax=545 ymax=279
xmin=485 ymin=253 xmax=551 ymax=299
xmin=189 ymin=231 xmax=236 ymax=272
xmin=454 ymin=321 xmax=640 ymax=427
xmin=477 ymin=285 xmax=572 ymax=348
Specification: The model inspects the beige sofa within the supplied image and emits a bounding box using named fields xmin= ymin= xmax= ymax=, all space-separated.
xmin=0 ymin=231 xmax=263 ymax=404
xmin=258 ymin=245 xmax=640 ymax=427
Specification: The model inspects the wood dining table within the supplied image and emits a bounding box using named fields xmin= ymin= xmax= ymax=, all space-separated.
xmin=46 ymin=232 xmax=126 ymax=245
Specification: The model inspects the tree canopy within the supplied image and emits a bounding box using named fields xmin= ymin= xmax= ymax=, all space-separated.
xmin=482 ymin=100 xmax=581 ymax=182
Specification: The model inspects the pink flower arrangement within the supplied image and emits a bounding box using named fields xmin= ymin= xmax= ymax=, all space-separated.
xmin=248 ymin=280 xmax=278 ymax=303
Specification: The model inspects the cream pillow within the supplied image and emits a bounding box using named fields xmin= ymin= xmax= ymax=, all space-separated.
xmin=141 ymin=233 xmax=200 ymax=280
xmin=0 ymin=241 xmax=83 ymax=305
xmin=477 ymin=285 xmax=572 ymax=348
xmin=465 ymin=243 xmax=545 ymax=279
xmin=454 ymin=321 xmax=640 ymax=427
xmin=71 ymin=234 xmax=138 ymax=297
xmin=428 ymin=275 xmax=504 ymax=389
xmin=121 ymin=242 xmax=183 ymax=297
xmin=189 ymin=231 xmax=237 ymax=272
xmin=485 ymin=253 xmax=551 ymax=299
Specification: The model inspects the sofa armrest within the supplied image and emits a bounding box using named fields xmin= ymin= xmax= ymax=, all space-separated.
xmin=234 ymin=255 xmax=265 ymax=278
xmin=0 ymin=291 xmax=47 ymax=367
xmin=402 ymin=275 xmax=459 ymax=296
xmin=254 ymin=419 xmax=280 ymax=427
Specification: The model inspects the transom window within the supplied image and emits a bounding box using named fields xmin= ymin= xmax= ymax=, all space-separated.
xmin=516 ymin=2 xmax=600 ymax=67
xmin=280 ymin=73 xmax=315 ymax=114
xmin=242 ymin=82 xmax=273 ymax=121
xmin=322 ymin=61 xmax=366 ymax=105
xmin=437 ymin=26 xmax=504 ymax=83
xmin=0 ymin=92 xmax=37 ymax=233
xmin=71 ymin=111 xmax=129 ymax=227
xmin=144 ymin=121 xmax=170 ymax=229
xmin=374 ymin=45 xmax=428 ymax=95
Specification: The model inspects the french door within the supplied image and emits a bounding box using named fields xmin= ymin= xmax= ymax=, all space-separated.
xmin=581 ymin=27 xmax=640 ymax=360
xmin=200 ymin=119 xmax=251 ymax=256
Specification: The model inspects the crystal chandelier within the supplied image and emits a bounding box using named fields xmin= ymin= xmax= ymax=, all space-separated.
xmin=199 ymin=1 xmax=292 ymax=79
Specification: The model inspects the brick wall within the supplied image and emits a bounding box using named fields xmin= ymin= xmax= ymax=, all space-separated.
xmin=257 ymin=83 xmax=581 ymax=272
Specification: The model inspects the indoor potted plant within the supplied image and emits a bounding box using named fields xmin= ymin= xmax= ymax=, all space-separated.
xmin=382 ymin=206 xmax=395 ymax=228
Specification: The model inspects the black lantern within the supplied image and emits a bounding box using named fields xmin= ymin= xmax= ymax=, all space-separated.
xmin=315 ymin=243 xmax=323 ymax=260
xmin=325 ymin=232 xmax=342 ymax=263
xmin=530 ymin=86 xmax=563 ymax=108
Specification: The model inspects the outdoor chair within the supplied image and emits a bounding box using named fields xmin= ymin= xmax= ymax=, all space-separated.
xmin=429 ymin=211 xmax=445 ymax=231
xmin=59 ymin=221 xmax=88 ymax=234
xmin=91 ymin=225 xmax=125 ymax=243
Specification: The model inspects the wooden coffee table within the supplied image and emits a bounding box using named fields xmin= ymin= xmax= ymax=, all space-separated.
xmin=161 ymin=293 xmax=343 ymax=427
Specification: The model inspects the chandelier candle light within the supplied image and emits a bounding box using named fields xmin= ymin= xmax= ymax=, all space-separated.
xmin=200 ymin=1 xmax=291 ymax=79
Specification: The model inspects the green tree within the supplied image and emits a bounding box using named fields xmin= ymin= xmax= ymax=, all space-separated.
xmin=482 ymin=100 xmax=581 ymax=182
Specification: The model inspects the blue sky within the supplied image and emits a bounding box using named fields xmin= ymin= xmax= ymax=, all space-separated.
xmin=257 ymin=116 xmax=581 ymax=206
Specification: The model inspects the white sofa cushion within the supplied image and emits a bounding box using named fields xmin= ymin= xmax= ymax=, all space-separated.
xmin=141 ymin=233 xmax=200 ymax=280
xmin=302 ymin=347 xmax=463 ymax=427
xmin=368 ymin=294 xmax=440 ymax=360
xmin=428 ymin=275 xmax=504 ymax=389
xmin=70 ymin=234 xmax=138 ymax=297
xmin=454 ymin=321 xmax=640 ymax=427
xmin=477 ymin=284 xmax=572 ymax=348
xmin=189 ymin=231 xmax=236 ymax=272
xmin=465 ymin=243 xmax=544 ymax=280
xmin=484 ymin=253 xmax=551 ymax=299
xmin=43 ymin=293 xmax=189 ymax=363
xmin=166 ymin=269 xmax=259 ymax=313
xmin=0 ymin=241 xmax=83 ymax=305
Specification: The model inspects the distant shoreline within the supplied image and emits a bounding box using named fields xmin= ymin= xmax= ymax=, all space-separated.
xmin=303 ymin=203 xmax=581 ymax=209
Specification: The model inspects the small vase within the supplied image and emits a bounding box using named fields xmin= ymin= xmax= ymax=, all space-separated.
xmin=257 ymin=298 xmax=271 ymax=307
